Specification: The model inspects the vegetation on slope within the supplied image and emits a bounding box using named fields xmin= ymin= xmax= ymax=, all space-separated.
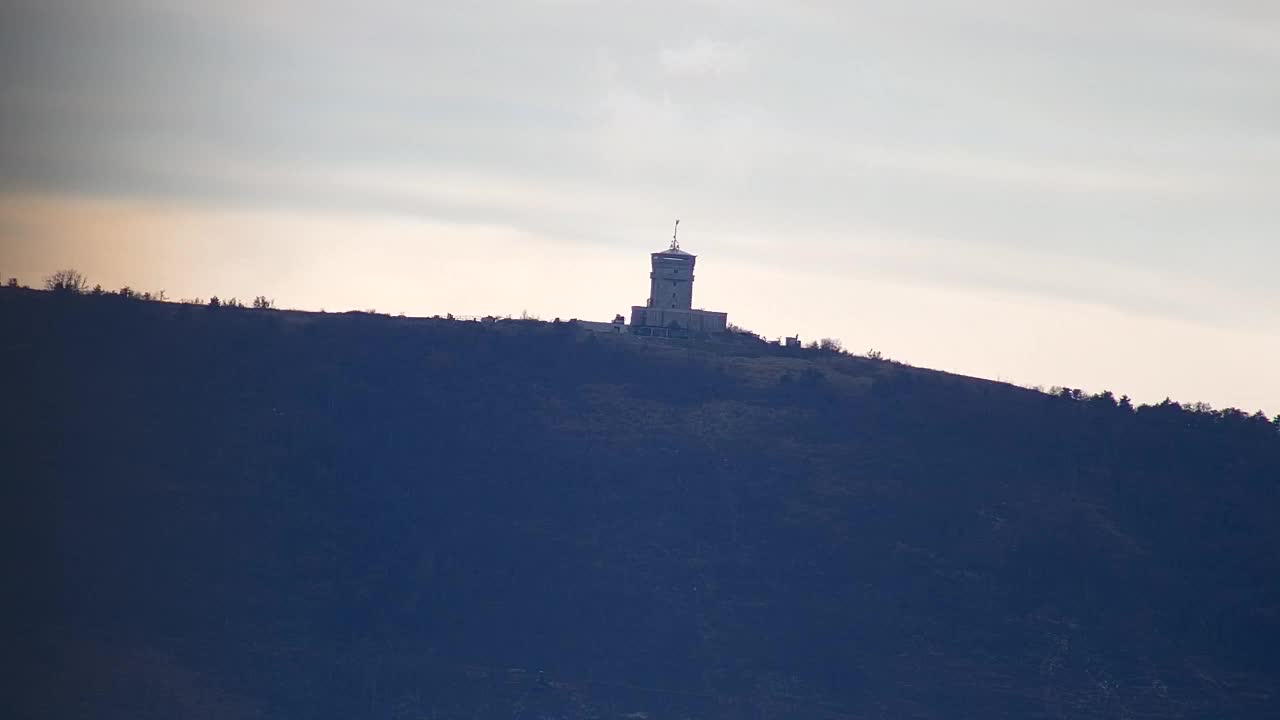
xmin=6 ymin=285 xmax=1280 ymax=719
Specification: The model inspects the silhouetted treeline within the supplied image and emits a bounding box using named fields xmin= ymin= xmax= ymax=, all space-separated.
xmin=5 ymin=285 xmax=1280 ymax=719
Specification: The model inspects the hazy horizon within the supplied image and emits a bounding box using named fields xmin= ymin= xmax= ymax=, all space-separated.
xmin=2 ymin=1 xmax=1278 ymax=414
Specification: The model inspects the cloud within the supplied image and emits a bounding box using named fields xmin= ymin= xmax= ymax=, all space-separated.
xmin=659 ymin=38 xmax=748 ymax=76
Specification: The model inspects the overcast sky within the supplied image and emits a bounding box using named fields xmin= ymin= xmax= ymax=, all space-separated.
xmin=2 ymin=0 xmax=1278 ymax=413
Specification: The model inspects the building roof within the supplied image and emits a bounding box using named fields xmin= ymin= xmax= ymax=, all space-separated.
xmin=653 ymin=246 xmax=696 ymax=258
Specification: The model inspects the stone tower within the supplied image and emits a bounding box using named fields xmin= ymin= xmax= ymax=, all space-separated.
xmin=647 ymin=241 xmax=696 ymax=310
xmin=629 ymin=221 xmax=728 ymax=336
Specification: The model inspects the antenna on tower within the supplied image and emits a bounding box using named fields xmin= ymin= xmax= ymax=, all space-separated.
xmin=671 ymin=219 xmax=680 ymax=251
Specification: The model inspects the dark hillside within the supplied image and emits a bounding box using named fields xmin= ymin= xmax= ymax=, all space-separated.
xmin=6 ymin=288 xmax=1280 ymax=719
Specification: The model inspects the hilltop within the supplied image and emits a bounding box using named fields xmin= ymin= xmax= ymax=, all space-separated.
xmin=6 ymin=287 xmax=1280 ymax=719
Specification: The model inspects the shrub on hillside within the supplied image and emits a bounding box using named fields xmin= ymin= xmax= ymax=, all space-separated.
xmin=45 ymin=269 xmax=88 ymax=294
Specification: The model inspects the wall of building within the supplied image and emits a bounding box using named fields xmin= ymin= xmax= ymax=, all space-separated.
xmin=630 ymin=306 xmax=728 ymax=334
xmin=574 ymin=319 xmax=626 ymax=334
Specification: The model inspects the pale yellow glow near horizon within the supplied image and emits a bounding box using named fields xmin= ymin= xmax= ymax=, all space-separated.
xmin=3 ymin=191 xmax=1278 ymax=416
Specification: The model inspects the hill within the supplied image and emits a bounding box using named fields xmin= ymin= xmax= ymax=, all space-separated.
xmin=6 ymin=287 xmax=1280 ymax=719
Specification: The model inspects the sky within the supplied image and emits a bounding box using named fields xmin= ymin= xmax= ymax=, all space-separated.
xmin=1 ymin=0 xmax=1278 ymax=414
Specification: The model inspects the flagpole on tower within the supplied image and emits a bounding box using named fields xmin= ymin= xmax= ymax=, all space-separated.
xmin=671 ymin=219 xmax=680 ymax=251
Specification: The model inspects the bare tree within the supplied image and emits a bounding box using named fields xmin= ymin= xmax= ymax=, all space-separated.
xmin=45 ymin=269 xmax=88 ymax=294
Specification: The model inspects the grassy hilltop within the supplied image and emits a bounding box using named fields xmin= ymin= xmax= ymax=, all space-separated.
xmin=6 ymin=287 xmax=1280 ymax=719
